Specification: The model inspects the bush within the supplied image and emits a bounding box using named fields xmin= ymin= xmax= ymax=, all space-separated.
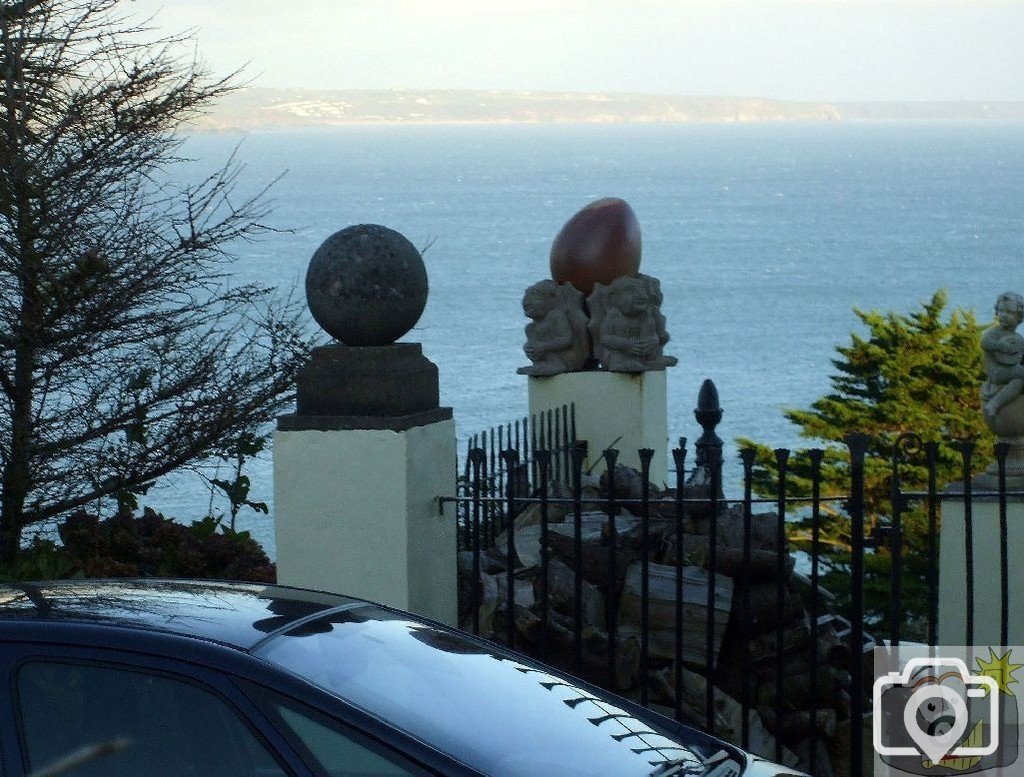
xmin=0 ymin=509 xmax=276 ymax=583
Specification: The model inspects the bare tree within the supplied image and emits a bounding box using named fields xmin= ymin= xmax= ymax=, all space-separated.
xmin=0 ymin=0 xmax=313 ymax=564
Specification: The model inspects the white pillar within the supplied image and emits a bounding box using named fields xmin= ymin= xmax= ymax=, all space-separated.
xmin=527 ymin=370 xmax=669 ymax=486
xmin=938 ymin=491 xmax=1024 ymax=646
xmin=274 ymin=417 xmax=457 ymax=625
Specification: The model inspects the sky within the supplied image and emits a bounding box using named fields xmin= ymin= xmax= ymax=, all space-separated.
xmin=128 ymin=0 xmax=1024 ymax=102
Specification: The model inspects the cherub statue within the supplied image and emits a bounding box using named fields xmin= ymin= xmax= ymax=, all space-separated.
xmin=517 ymin=280 xmax=590 ymax=376
xmin=981 ymin=291 xmax=1024 ymax=420
xmin=642 ymin=275 xmax=677 ymax=367
xmin=588 ymin=274 xmax=677 ymax=372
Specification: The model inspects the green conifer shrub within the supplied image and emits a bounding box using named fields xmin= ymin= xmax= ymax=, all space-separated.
xmin=737 ymin=291 xmax=993 ymax=641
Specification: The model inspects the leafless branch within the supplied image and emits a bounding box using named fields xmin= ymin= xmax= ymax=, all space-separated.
xmin=0 ymin=0 xmax=316 ymax=560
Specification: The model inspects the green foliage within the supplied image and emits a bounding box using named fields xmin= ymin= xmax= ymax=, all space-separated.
xmin=737 ymin=291 xmax=993 ymax=641
xmin=0 ymin=540 xmax=80 ymax=583
xmin=0 ymin=510 xmax=276 ymax=583
xmin=207 ymin=433 xmax=269 ymax=532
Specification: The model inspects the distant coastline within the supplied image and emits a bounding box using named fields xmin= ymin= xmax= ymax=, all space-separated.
xmin=190 ymin=88 xmax=1024 ymax=132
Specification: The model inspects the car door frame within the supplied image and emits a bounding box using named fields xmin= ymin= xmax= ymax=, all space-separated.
xmin=0 ymin=627 xmax=480 ymax=777
xmin=0 ymin=638 xmax=314 ymax=777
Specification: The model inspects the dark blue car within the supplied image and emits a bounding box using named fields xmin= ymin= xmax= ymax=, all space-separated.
xmin=0 ymin=579 xmax=801 ymax=776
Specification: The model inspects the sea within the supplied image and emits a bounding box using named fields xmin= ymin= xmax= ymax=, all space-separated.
xmin=117 ymin=121 xmax=1024 ymax=558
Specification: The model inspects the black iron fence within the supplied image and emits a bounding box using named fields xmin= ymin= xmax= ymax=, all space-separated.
xmin=442 ymin=381 xmax=1016 ymax=777
xmin=457 ymin=404 xmax=578 ymax=551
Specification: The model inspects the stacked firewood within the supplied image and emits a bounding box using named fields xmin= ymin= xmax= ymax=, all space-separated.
xmin=457 ymin=464 xmax=868 ymax=777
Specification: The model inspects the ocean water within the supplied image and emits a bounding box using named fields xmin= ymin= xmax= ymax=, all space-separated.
xmin=130 ymin=122 xmax=1024 ymax=557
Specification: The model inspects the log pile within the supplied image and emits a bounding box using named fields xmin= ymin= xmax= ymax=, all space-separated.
xmin=457 ymin=464 xmax=869 ymax=776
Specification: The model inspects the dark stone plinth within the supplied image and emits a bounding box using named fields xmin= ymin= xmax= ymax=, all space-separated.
xmin=294 ymin=343 xmax=442 ymax=419
xmin=305 ymin=224 xmax=428 ymax=346
xmin=277 ymin=407 xmax=453 ymax=432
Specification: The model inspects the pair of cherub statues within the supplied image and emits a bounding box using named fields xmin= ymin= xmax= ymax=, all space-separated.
xmin=518 ymin=275 xmax=678 ymax=375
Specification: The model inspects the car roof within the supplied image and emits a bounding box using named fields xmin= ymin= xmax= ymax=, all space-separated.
xmin=0 ymin=579 xmax=366 ymax=650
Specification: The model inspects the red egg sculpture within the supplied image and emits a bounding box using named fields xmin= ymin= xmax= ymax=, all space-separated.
xmin=549 ymin=197 xmax=642 ymax=296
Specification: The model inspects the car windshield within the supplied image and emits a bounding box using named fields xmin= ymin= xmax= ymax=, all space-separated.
xmin=253 ymin=605 xmax=740 ymax=777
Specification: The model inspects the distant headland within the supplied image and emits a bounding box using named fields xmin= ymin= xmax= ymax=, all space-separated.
xmin=190 ymin=88 xmax=1024 ymax=131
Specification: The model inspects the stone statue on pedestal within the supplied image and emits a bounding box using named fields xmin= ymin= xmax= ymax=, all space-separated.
xmin=977 ymin=291 xmax=1024 ymax=488
xmin=588 ymin=274 xmax=677 ymax=373
xmin=519 ymin=198 xmax=677 ymax=377
xmin=517 ymin=280 xmax=590 ymax=376
xmin=982 ymin=291 xmax=1024 ymax=420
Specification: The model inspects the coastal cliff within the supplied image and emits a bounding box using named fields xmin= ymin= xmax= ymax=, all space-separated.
xmin=191 ymin=88 xmax=1024 ymax=131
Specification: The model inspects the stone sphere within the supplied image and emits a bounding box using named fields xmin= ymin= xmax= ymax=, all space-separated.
xmin=550 ymin=197 xmax=642 ymax=296
xmin=305 ymin=224 xmax=428 ymax=346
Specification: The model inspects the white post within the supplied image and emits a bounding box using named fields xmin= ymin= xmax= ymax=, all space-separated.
xmin=938 ymin=491 xmax=1024 ymax=646
xmin=274 ymin=415 xmax=456 ymax=624
xmin=275 ymin=226 xmax=458 ymax=625
xmin=527 ymin=370 xmax=669 ymax=486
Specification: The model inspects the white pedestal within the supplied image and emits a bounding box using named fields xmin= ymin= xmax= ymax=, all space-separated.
xmin=274 ymin=418 xmax=457 ymax=625
xmin=938 ymin=493 xmax=1024 ymax=646
xmin=527 ymin=370 xmax=669 ymax=487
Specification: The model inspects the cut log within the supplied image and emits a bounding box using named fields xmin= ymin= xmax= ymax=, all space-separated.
xmin=833 ymin=689 xmax=852 ymax=721
xmin=648 ymin=666 xmax=792 ymax=766
xmin=492 ymin=573 xmax=536 ymax=609
xmin=665 ymin=534 xmax=794 ymax=580
xmin=513 ymin=607 xmax=639 ymax=691
xmin=458 ymin=548 xmax=505 ymax=576
xmin=791 ymin=570 xmax=837 ymax=614
xmin=581 ymin=626 xmax=640 ymax=691
xmin=815 ymin=614 xmax=852 ymax=669
xmin=706 ymin=547 xmax=794 ymax=581
xmin=547 ymin=511 xmax=640 ymax=583
xmin=729 ymin=581 xmax=804 ymax=634
xmin=759 ymin=707 xmax=837 ymax=739
xmin=647 ymin=667 xmax=703 ymax=724
xmin=745 ymin=619 xmax=811 ymax=662
xmin=492 ymin=500 xmax=568 ymax=569
xmin=621 ymin=561 xmax=734 ymax=627
xmin=515 ymin=604 xmax=574 ymax=646
xmin=599 ymin=464 xmax=647 ymax=501
xmin=793 ymin=738 xmax=835 ymax=777
xmin=678 ymin=466 xmax=722 ymax=521
xmin=689 ymin=506 xmax=781 ymax=551
xmin=827 ymin=720 xmax=852 ymax=777
xmin=540 ymin=556 xmax=605 ymax=625
xmin=618 ymin=561 xmax=733 ymax=668
xmin=477 ymin=571 xmax=500 ymax=632
xmin=756 ymin=667 xmax=850 ymax=711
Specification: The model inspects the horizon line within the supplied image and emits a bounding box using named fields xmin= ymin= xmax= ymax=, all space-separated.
xmin=236 ymin=87 xmax=1024 ymax=105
